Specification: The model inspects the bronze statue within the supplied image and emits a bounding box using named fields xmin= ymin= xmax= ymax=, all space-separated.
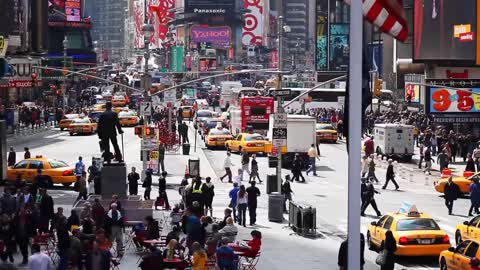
xmin=98 ymin=101 xmax=124 ymax=164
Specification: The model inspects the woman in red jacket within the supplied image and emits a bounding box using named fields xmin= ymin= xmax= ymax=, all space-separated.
xmin=239 ymin=230 xmax=262 ymax=258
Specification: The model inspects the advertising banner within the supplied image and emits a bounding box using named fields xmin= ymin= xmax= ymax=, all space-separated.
xmin=413 ymin=0 xmax=476 ymax=61
xmin=170 ymin=46 xmax=184 ymax=73
xmin=185 ymin=0 xmax=234 ymax=16
xmin=65 ymin=0 xmax=81 ymax=22
xmin=191 ymin=26 xmax=231 ymax=48
xmin=199 ymin=58 xmax=216 ymax=72
xmin=242 ymin=0 xmax=264 ymax=46
xmin=148 ymin=0 xmax=175 ymax=44
xmin=404 ymin=74 xmax=424 ymax=103
xmin=427 ymin=87 xmax=480 ymax=113
xmin=133 ymin=0 xmax=145 ymax=49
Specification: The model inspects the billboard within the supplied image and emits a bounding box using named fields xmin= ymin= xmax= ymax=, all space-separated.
xmin=191 ymin=25 xmax=231 ymax=48
xmin=133 ymin=0 xmax=145 ymax=49
xmin=242 ymin=0 xmax=264 ymax=46
xmin=427 ymin=87 xmax=480 ymax=113
xmin=170 ymin=46 xmax=184 ymax=73
xmin=185 ymin=0 xmax=235 ymax=16
xmin=413 ymin=0 xmax=476 ymax=61
xmin=405 ymin=83 xmax=420 ymax=103
xmin=65 ymin=0 xmax=81 ymax=21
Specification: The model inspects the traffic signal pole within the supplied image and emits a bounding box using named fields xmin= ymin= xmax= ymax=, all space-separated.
xmin=276 ymin=15 xmax=284 ymax=195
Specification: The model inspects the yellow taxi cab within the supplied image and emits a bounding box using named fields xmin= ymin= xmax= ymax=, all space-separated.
xmin=112 ymin=95 xmax=127 ymax=107
xmin=205 ymin=127 xmax=233 ymax=149
xmin=434 ymin=172 xmax=479 ymax=195
xmin=180 ymin=106 xmax=193 ymax=119
xmin=68 ymin=118 xmax=97 ymax=135
xmin=59 ymin=114 xmax=80 ymax=131
xmin=118 ymin=110 xmax=139 ymax=127
xmin=454 ymin=215 xmax=480 ymax=245
xmin=91 ymin=104 xmax=105 ymax=112
xmin=316 ymin=123 xmax=338 ymax=143
xmin=225 ymin=133 xmax=272 ymax=154
xmin=113 ymin=107 xmax=128 ymax=113
xmin=6 ymin=156 xmax=76 ymax=186
xmin=439 ymin=239 xmax=480 ymax=270
xmin=367 ymin=204 xmax=450 ymax=256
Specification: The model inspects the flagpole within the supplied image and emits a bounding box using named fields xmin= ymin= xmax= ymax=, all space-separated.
xmin=347 ymin=0 xmax=362 ymax=269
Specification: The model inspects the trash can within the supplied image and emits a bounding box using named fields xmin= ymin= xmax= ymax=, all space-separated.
xmin=266 ymin=174 xmax=278 ymax=194
xmin=182 ymin=143 xmax=190 ymax=155
xmin=268 ymin=192 xmax=284 ymax=222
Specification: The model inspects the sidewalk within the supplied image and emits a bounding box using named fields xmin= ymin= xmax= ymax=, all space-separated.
xmin=6 ymin=124 xmax=53 ymax=139
xmin=410 ymin=145 xmax=466 ymax=173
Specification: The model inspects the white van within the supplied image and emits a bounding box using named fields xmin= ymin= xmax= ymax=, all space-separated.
xmin=373 ymin=124 xmax=414 ymax=160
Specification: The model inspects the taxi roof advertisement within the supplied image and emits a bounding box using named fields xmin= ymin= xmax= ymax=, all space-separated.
xmin=413 ymin=0 xmax=477 ymax=63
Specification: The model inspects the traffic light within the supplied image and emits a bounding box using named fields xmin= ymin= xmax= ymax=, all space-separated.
xmin=134 ymin=126 xmax=143 ymax=137
xmin=374 ymin=79 xmax=382 ymax=97
xmin=31 ymin=73 xmax=37 ymax=87
xmin=144 ymin=127 xmax=155 ymax=137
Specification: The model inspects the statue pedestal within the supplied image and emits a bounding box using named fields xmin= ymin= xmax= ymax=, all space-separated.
xmin=101 ymin=164 xmax=127 ymax=198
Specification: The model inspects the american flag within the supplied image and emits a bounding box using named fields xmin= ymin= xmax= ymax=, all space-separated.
xmin=345 ymin=0 xmax=408 ymax=42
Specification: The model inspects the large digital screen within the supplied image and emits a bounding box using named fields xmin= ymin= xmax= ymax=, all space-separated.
xmin=428 ymin=87 xmax=480 ymax=113
xmin=413 ymin=0 xmax=476 ymax=61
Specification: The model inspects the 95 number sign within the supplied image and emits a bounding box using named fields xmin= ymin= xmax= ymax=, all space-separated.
xmin=429 ymin=88 xmax=480 ymax=113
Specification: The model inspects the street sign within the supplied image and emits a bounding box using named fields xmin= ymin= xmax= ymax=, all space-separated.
xmin=164 ymin=89 xmax=176 ymax=104
xmin=141 ymin=138 xmax=157 ymax=150
xmin=273 ymin=113 xmax=287 ymax=128
xmin=271 ymin=146 xmax=278 ymax=155
xmin=273 ymin=139 xmax=287 ymax=148
xmin=272 ymin=127 xmax=287 ymax=139
xmin=140 ymin=102 xmax=152 ymax=116
xmin=150 ymin=150 xmax=159 ymax=160
xmin=272 ymin=89 xmax=291 ymax=97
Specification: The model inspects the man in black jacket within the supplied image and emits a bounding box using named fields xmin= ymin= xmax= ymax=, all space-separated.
xmin=7 ymin=147 xmax=15 ymax=166
xmin=246 ymin=181 xmax=260 ymax=226
xmin=444 ymin=176 xmax=460 ymax=215
xmin=360 ymin=178 xmax=381 ymax=217
xmin=382 ymin=159 xmax=399 ymax=190
xmin=338 ymin=233 xmax=365 ymax=270
xmin=97 ymin=101 xmax=123 ymax=163
xmin=38 ymin=188 xmax=54 ymax=233
xmin=127 ymin=167 xmax=140 ymax=195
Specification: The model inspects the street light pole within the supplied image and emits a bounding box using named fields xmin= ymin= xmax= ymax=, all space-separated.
xmin=62 ymin=36 xmax=68 ymax=112
xmin=276 ymin=15 xmax=284 ymax=194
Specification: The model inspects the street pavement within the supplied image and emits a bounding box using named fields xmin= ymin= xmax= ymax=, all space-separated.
xmin=6 ymin=122 xmax=477 ymax=270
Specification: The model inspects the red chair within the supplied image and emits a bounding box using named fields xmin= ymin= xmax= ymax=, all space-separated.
xmin=239 ymin=252 xmax=261 ymax=270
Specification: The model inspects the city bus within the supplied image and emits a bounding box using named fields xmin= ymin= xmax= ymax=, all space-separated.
xmin=229 ymin=96 xmax=274 ymax=136
xmin=268 ymin=88 xmax=346 ymax=111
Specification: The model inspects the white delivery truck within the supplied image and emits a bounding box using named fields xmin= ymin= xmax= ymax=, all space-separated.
xmin=220 ymin=81 xmax=242 ymax=111
xmin=267 ymin=115 xmax=317 ymax=167
xmin=373 ymin=123 xmax=414 ymax=160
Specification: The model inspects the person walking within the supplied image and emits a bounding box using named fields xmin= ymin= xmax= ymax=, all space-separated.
xmin=249 ymin=154 xmax=262 ymax=183
xmin=181 ymin=122 xmax=189 ymax=143
xmin=474 ymin=146 xmax=480 ymax=172
xmin=469 ymin=177 xmax=480 ymax=216
xmin=142 ymin=169 xmax=153 ymax=200
xmin=379 ymin=231 xmax=397 ymax=270
xmin=337 ymin=119 xmax=344 ymax=140
xmin=424 ymin=147 xmax=434 ymax=175
xmin=24 ymin=147 xmax=31 ymax=159
xmin=240 ymin=150 xmax=250 ymax=182
xmin=38 ymin=188 xmax=54 ymax=234
xmin=291 ymin=154 xmax=306 ymax=183
xmin=127 ymin=167 xmax=140 ymax=195
xmin=366 ymin=155 xmax=379 ymax=183
xmin=466 ymin=153 xmax=476 ymax=172
xmin=306 ymin=144 xmax=319 ymax=176
xmin=382 ymin=159 xmax=399 ymax=190
xmin=158 ymin=143 xmax=166 ymax=174
xmin=7 ymin=147 xmax=16 ymax=166
xmin=228 ymin=183 xmax=240 ymax=223
xmin=282 ymin=178 xmax=293 ymax=213
xmin=236 ymin=185 xmax=248 ymax=227
xmin=75 ymin=175 xmax=87 ymax=202
xmin=220 ymin=152 xmax=233 ymax=183
xmin=158 ymin=171 xmax=170 ymax=209
xmin=437 ymin=150 xmax=450 ymax=171
xmin=418 ymin=143 xmax=424 ymax=169
xmin=360 ymin=178 xmax=381 ymax=217
xmin=75 ymin=156 xmax=85 ymax=178
xmin=430 ymin=134 xmax=438 ymax=156
xmin=246 ymin=181 xmax=260 ymax=226
xmin=444 ymin=176 xmax=460 ymax=215
xmin=204 ymin=177 xmax=215 ymax=216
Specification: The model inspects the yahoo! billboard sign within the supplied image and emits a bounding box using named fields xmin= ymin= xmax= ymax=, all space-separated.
xmin=191 ymin=26 xmax=231 ymax=48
